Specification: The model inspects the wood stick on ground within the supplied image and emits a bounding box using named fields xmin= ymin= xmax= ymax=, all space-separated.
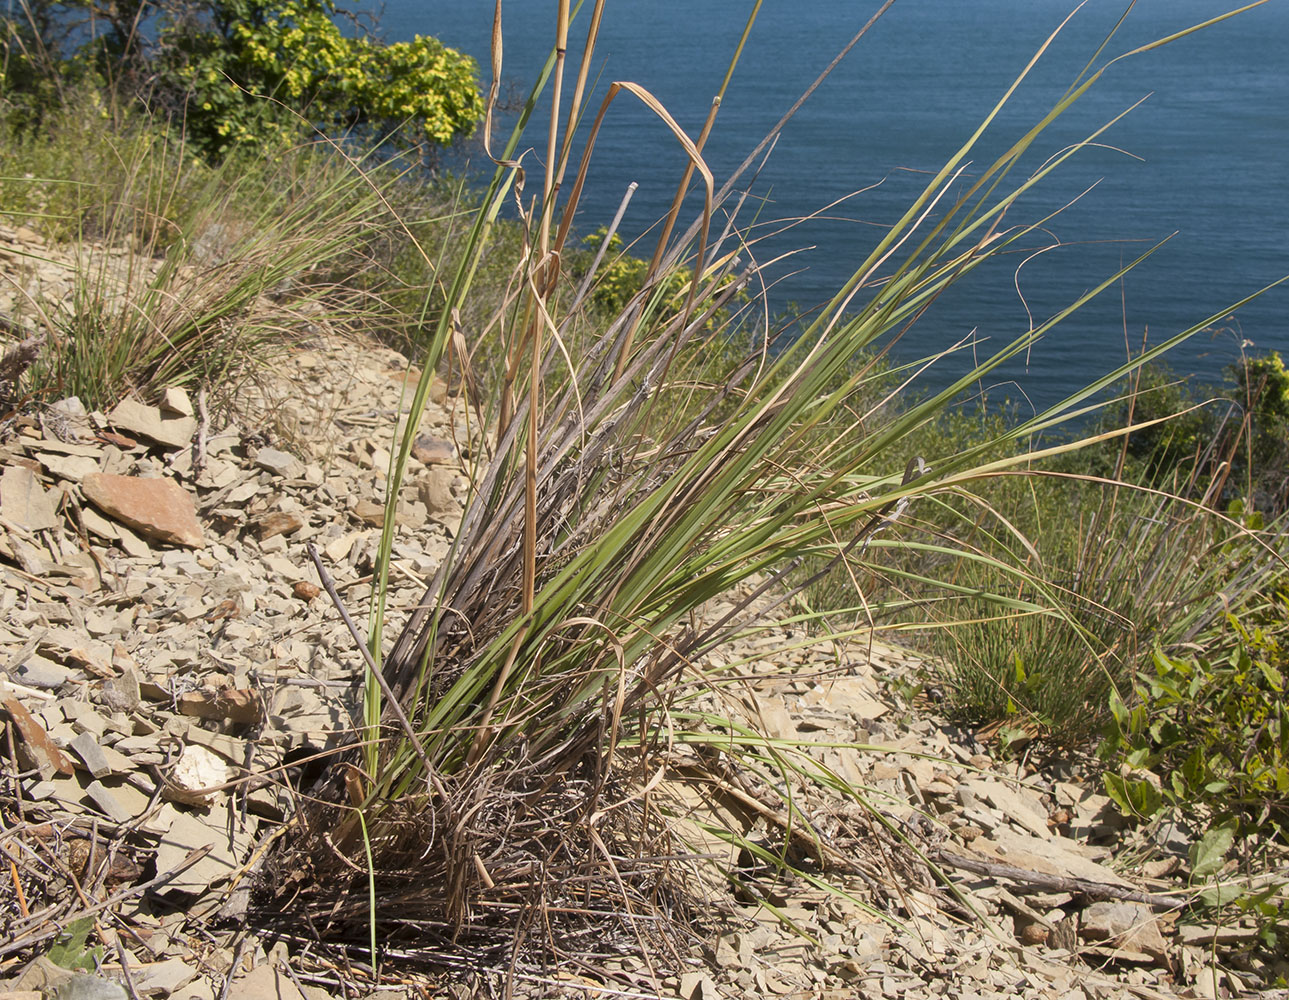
xmin=931 ymin=848 xmax=1186 ymax=909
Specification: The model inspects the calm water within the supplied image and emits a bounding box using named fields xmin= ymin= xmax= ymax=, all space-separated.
xmin=374 ymin=1 xmax=1288 ymax=413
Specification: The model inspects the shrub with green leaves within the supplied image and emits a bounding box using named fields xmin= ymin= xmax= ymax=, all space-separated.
xmin=0 ymin=0 xmax=484 ymax=159
xmin=1098 ymin=598 xmax=1289 ymax=950
xmin=154 ymin=0 xmax=485 ymax=157
xmin=577 ymin=227 xmax=690 ymax=313
xmin=1101 ymin=599 xmax=1289 ymax=836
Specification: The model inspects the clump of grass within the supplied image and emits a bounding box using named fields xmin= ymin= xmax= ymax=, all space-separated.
xmin=929 ymin=472 xmax=1285 ymax=740
xmin=266 ymin=0 xmax=1287 ymax=977
xmin=921 ymin=351 xmax=1289 ymax=744
xmin=0 ymin=96 xmax=410 ymax=410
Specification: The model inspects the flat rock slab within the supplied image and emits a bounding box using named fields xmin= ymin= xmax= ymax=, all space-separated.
xmin=127 ymin=958 xmax=198 ymax=996
xmin=153 ymin=809 xmax=256 ymax=894
xmin=54 ymin=976 xmax=128 ymax=1000
xmin=1 ymin=464 xmax=59 ymax=531
xmin=964 ymin=778 xmax=1052 ymax=839
xmin=108 ymin=398 xmax=197 ymax=450
xmin=224 ymin=965 xmax=306 ymax=1000
xmin=1080 ymin=900 xmax=1168 ymax=960
xmin=81 ymin=473 xmax=205 ymax=548
xmin=254 ymin=447 xmax=304 ymax=479
xmin=974 ymin=826 xmax=1133 ymax=887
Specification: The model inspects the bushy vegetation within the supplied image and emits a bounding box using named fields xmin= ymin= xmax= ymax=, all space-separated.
xmin=895 ymin=348 xmax=1289 ymax=743
xmin=1102 ymin=600 xmax=1289 ymax=835
xmin=1 ymin=0 xmax=484 ymax=159
xmin=0 ymin=97 xmax=387 ymax=408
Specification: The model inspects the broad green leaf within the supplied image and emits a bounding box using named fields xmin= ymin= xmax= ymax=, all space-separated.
xmin=1189 ymin=820 xmax=1238 ymax=879
xmin=47 ymin=917 xmax=100 ymax=971
xmin=1104 ymin=773 xmax=1163 ymax=820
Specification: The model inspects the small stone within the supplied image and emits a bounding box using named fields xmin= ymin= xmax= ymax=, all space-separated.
xmin=69 ymin=731 xmax=112 ymax=778
xmin=292 ymin=581 xmax=320 ymax=602
xmin=60 ymin=640 xmax=114 ymax=678
xmin=224 ymin=965 xmax=305 ymax=1000
xmin=678 ymin=972 xmax=722 ymax=1000
xmin=36 ymin=452 xmax=101 ymax=482
xmin=130 ymin=957 xmax=197 ymax=995
xmin=165 ymin=743 xmax=232 ymax=806
xmin=352 ymin=499 xmax=385 ymax=527
xmin=411 ymin=435 xmax=456 ymax=465
xmin=418 ymin=467 xmax=459 ymax=520
xmin=15 ymin=654 xmax=72 ymax=690
xmin=81 ymin=473 xmax=205 ymax=548
xmin=161 ymin=386 xmax=195 ymax=417
xmin=61 ymin=701 xmax=109 ymax=736
xmin=153 ymin=809 xmax=256 ymax=895
xmin=115 ymin=522 xmax=152 ymax=559
xmin=1 ymin=464 xmax=58 ymax=531
xmin=1192 ymin=966 xmax=1222 ymax=1000
xmin=255 ymin=511 xmax=304 ymax=541
xmin=965 ymin=778 xmax=1052 ymax=839
xmin=324 ymin=532 xmax=360 ymax=562
xmin=1079 ymin=900 xmax=1168 ymax=960
xmin=101 ymin=668 xmax=141 ymax=713
xmin=258 ymin=534 xmax=287 ymax=554
xmin=85 ymin=780 xmax=138 ymax=824
xmin=1178 ymin=921 xmax=1260 ymax=946
xmin=254 ymin=447 xmax=304 ymax=479
xmin=177 ymin=687 xmax=262 ymax=726
xmin=95 ymin=430 xmax=138 ymax=450
xmin=55 ymin=976 xmax=127 ymax=1000
xmin=1016 ymin=917 xmax=1051 ymax=946
xmin=108 ymin=397 xmax=197 ymax=450
xmin=80 ymin=506 xmax=120 ymax=540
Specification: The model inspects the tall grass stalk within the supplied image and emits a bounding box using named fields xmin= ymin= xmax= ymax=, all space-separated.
xmin=286 ymin=0 xmax=1286 ymax=960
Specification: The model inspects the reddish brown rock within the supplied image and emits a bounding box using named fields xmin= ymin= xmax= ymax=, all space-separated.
xmin=177 ymin=687 xmax=263 ymax=726
xmin=95 ymin=430 xmax=138 ymax=449
xmin=352 ymin=499 xmax=386 ymax=527
xmin=1 ymin=695 xmax=75 ymax=778
xmin=255 ymin=511 xmax=304 ymax=541
xmin=292 ymin=581 xmax=320 ymax=602
xmin=81 ymin=473 xmax=205 ymax=548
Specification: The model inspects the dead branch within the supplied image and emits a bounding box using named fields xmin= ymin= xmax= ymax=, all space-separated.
xmin=931 ymin=848 xmax=1186 ymax=909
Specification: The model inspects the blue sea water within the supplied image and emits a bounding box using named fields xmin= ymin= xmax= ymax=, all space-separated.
xmin=373 ymin=0 xmax=1288 ymax=413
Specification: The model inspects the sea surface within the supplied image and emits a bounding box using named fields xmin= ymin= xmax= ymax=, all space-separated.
xmin=372 ymin=0 xmax=1288 ymax=414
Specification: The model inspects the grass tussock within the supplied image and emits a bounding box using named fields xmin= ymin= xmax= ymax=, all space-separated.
xmin=0 ymin=98 xmax=534 ymax=413
xmin=258 ymin=0 xmax=1289 ymax=971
